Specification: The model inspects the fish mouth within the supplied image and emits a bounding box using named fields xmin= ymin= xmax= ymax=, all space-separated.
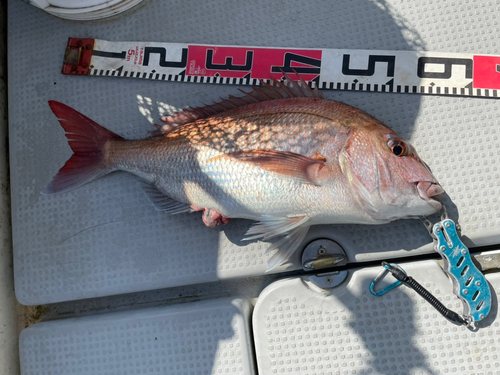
xmin=416 ymin=181 xmax=445 ymax=210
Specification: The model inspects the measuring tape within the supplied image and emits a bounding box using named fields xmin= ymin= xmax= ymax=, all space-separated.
xmin=63 ymin=38 xmax=500 ymax=98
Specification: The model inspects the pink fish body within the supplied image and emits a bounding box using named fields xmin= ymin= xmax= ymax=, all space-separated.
xmin=45 ymin=78 xmax=443 ymax=270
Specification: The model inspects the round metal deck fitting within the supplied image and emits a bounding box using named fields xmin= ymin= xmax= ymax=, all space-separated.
xmin=302 ymin=239 xmax=347 ymax=270
xmin=302 ymin=239 xmax=348 ymax=289
xmin=308 ymin=271 xmax=349 ymax=289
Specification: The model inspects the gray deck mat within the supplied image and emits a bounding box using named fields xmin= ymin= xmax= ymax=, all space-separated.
xmin=8 ymin=0 xmax=500 ymax=304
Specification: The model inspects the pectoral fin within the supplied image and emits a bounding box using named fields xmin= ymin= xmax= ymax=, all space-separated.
xmin=211 ymin=150 xmax=327 ymax=185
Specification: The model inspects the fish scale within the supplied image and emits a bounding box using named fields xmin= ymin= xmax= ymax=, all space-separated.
xmin=44 ymin=77 xmax=443 ymax=270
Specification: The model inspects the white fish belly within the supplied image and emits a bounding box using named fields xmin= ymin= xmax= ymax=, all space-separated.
xmin=153 ymin=149 xmax=374 ymax=224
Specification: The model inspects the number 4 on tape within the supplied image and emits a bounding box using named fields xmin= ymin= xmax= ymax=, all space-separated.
xmin=62 ymin=37 xmax=500 ymax=98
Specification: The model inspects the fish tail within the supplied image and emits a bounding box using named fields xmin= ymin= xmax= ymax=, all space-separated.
xmin=43 ymin=101 xmax=124 ymax=195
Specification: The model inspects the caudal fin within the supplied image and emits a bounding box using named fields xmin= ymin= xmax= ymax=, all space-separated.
xmin=43 ymin=101 xmax=124 ymax=195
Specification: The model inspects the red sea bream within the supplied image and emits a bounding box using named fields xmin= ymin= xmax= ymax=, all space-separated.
xmin=44 ymin=77 xmax=444 ymax=270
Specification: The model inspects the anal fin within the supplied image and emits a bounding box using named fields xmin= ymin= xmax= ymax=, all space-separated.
xmin=141 ymin=182 xmax=191 ymax=214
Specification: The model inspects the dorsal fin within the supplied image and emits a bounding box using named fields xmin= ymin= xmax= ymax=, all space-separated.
xmin=153 ymin=72 xmax=323 ymax=136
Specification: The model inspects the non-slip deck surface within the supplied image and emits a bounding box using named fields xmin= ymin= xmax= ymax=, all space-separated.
xmin=253 ymin=261 xmax=500 ymax=375
xmin=8 ymin=0 xmax=500 ymax=304
xmin=20 ymin=297 xmax=255 ymax=375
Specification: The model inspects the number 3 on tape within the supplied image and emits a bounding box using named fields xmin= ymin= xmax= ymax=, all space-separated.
xmin=62 ymin=37 xmax=500 ymax=98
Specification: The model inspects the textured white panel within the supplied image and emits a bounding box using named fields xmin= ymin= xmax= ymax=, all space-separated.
xmin=8 ymin=0 xmax=500 ymax=304
xmin=253 ymin=261 xmax=500 ymax=375
xmin=19 ymin=297 xmax=255 ymax=375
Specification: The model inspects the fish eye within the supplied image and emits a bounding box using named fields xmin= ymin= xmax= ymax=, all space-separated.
xmin=388 ymin=139 xmax=407 ymax=157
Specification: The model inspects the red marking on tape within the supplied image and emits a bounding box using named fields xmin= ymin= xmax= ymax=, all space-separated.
xmin=473 ymin=55 xmax=500 ymax=90
xmin=62 ymin=38 xmax=95 ymax=75
xmin=187 ymin=45 xmax=322 ymax=81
